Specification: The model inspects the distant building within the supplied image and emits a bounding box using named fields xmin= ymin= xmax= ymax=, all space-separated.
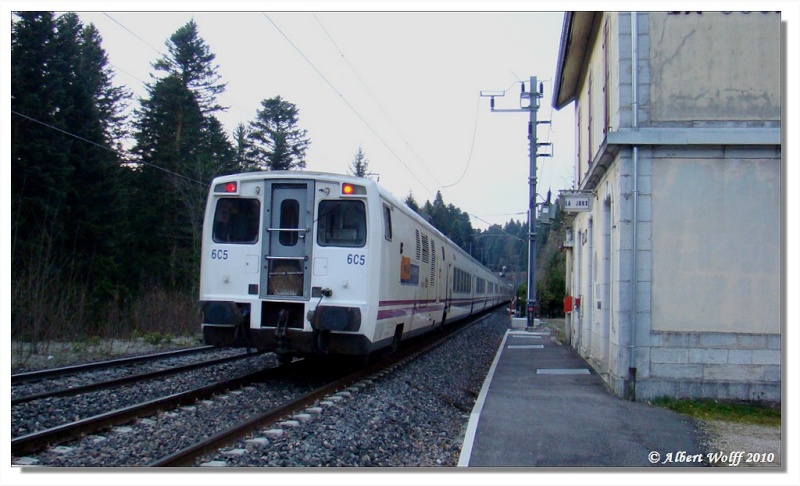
xmin=553 ymin=12 xmax=781 ymax=402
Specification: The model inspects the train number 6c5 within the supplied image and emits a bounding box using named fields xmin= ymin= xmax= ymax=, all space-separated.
xmin=347 ymin=254 xmax=365 ymax=265
xmin=211 ymin=249 xmax=229 ymax=260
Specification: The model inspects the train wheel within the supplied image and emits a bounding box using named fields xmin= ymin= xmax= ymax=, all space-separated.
xmin=277 ymin=353 xmax=295 ymax=366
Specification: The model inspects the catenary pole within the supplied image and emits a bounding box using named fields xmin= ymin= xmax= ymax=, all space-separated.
xmin=481 ymin=76 xmax=546 ymax=325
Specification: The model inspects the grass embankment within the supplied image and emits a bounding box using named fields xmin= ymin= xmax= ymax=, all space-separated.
xmin=654 ymin=397 xmax=780 ymax=426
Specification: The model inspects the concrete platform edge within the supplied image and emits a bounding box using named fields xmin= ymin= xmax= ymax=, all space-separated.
xmin=457 ymin=330 xmax=511 ymax=467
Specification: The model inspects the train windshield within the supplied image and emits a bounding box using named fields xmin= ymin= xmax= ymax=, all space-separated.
xmin=212 ymin=198 xmax=260 ymax=244
xmin=317 ymin=200 xmax=367 ymax=247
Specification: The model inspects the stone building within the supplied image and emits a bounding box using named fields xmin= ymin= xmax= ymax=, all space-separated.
xmin=552 ymin=12 xmax=781 ymax=401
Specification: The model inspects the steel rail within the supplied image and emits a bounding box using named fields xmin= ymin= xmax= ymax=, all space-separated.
xmin=11 ymin=345 xmax=216 ymax=385
xmin=10 ymin=365 xmax=280 ymax=457
xmin=11 ymin=351 xmax=264 ymax=406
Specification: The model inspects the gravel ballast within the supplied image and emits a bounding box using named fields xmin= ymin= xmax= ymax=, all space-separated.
xmin=12 ymin=310 xmax=508 ymax=467
xmin=199 ymin=311 xmax=507 ymax=467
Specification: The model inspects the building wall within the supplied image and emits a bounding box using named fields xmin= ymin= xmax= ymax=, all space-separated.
xmin=650 ymin=153 xmax=781 ymax=334
xmin=649 ymin=12 xmax=781 ymax=123
xmin=641 ymin=12 xmax=782 ymax=401
xmin=563 ymin=11 xmax=781 ymax=402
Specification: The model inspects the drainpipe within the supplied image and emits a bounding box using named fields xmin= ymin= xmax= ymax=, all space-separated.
xmin=627 ymin=11 xmax=640 ymax=401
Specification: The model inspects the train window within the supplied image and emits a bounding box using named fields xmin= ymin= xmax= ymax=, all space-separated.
xmin=454 ymin=267 xmax=473 ymax=294
xmin=317 ymin=200 xmax=367 ymax=247
xmin=383 ymin=205 xmax=392 ymax=241
xmin=212 ymin=198 xmax=260 ymax=244
xmin=279 ymin=199 xmax=300 ymax=246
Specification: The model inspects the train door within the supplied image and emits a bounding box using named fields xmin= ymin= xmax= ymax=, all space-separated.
xmin=438 ymin=245 xmax=447 ymax=325
xmin=260 ymin=181 xmax=314 ymax=300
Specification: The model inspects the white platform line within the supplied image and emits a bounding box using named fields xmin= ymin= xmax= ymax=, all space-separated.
xmin=510 ymin=335 xmax=542 ymax=339
xmin=508 ymin=331 xmax=549 ymax=336
xmin=507 ymin=344 xmax=544 ymax=349
xmin=536 ymin=368 xmax=591 ymax=375
xmin=457 ymin=330 xmax=510 ymax=467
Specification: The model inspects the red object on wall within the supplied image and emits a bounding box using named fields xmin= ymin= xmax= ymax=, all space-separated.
xmin=564 ymin=296 xmax=581 ymax=313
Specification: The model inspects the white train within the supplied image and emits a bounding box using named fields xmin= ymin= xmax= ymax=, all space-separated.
xmin=199 ymin=171 xmax=513 ymax=362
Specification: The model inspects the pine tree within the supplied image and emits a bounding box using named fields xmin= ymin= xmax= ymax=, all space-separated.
xmin=11 ymin=12 xmax=130 ymax=294
xmin=247 ymin=96 xmax=310 ymax=171
xmin=130 ymin=19 xmax=233 ymax=289
xmin=232 ymin=123 xmax=255 ymax=171
xmin=153 ymin=19 xmax=226 ymax=114
xmin=349 ymin=146 xmax=370 ymax=177
xmin=12 ymin=12 xmax=72 ymax=259
xmin=405 ymin=192 xmax=420 ymax=213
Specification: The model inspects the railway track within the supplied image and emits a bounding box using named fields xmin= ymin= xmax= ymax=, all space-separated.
xmin=11 ymin=362 xmax=283 ymax=457
xmin=11 ymin=350 xmax=263 ymax=406
xmin=11 ymin=345 xmax=216 ymax=385
xmin=11 ymin=311 xmax=501 ymax=467
xmin=154 ymin=312 xmax=487 ymax=466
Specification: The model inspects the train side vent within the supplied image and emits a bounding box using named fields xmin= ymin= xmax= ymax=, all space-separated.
xmin=415 ymin=229 xmax=421 ymax=260
xmin=430 ymin=238 xmax=436 ymax=285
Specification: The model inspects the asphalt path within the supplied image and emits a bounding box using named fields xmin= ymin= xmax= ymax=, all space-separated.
xmin=461 ymin=328 xmax=706 ymax=468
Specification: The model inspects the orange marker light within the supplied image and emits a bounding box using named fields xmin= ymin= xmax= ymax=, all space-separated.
xmin=342 ymin=183 xmax=354 ymax=195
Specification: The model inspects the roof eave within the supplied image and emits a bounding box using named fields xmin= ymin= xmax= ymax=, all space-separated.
xmin=552 ymin=11 xmax=601 ymax=110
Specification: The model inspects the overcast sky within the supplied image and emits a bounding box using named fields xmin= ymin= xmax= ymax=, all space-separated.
xmin=46 ymin=9 xmax=575 ymax=230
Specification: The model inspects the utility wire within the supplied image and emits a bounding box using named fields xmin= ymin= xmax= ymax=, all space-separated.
xmin=442 ymin=95 xmax=481 ymax=188
xmin=103 ymin=12 xmax=165 ymax=57
xmin=312 ymin=13 xmax=440 ymax=186
xmin=11 ymin=110 xmax=207 ymax=186
xmin=469 ymin=212 xmax=526 ymax=242
xmin=263 ymin=13 xmax=437 ymax=199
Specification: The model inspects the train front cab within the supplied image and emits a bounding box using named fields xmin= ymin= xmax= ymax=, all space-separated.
xmin=200 ymin=175 xmax=377 ymax=359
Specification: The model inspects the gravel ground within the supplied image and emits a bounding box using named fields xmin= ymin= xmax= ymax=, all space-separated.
xmin=700 ymin=419 xmax=781 ymax=467
xmin=198 ymin=312 xmax=506 ymax=467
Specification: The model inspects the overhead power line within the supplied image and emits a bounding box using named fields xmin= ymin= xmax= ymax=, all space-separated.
xmin=312 ymin=13 xmax=441 ymax=186
xmin=263 ymin=12 xmax=437 ymax=199
xmin=442 ymin=96 xmax=481 ymax=188
xmin=11 ymin=110 xmax=207 ymax=186
xmin=103 ymin=12 xmax=164 ymax=56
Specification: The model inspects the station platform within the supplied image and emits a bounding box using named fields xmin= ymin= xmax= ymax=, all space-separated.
xmin=458 ymin=319 xmax=705 ymax=468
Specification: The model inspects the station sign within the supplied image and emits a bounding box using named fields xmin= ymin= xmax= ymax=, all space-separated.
xmin=560 ymin=191 xmax=593 ymax=212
